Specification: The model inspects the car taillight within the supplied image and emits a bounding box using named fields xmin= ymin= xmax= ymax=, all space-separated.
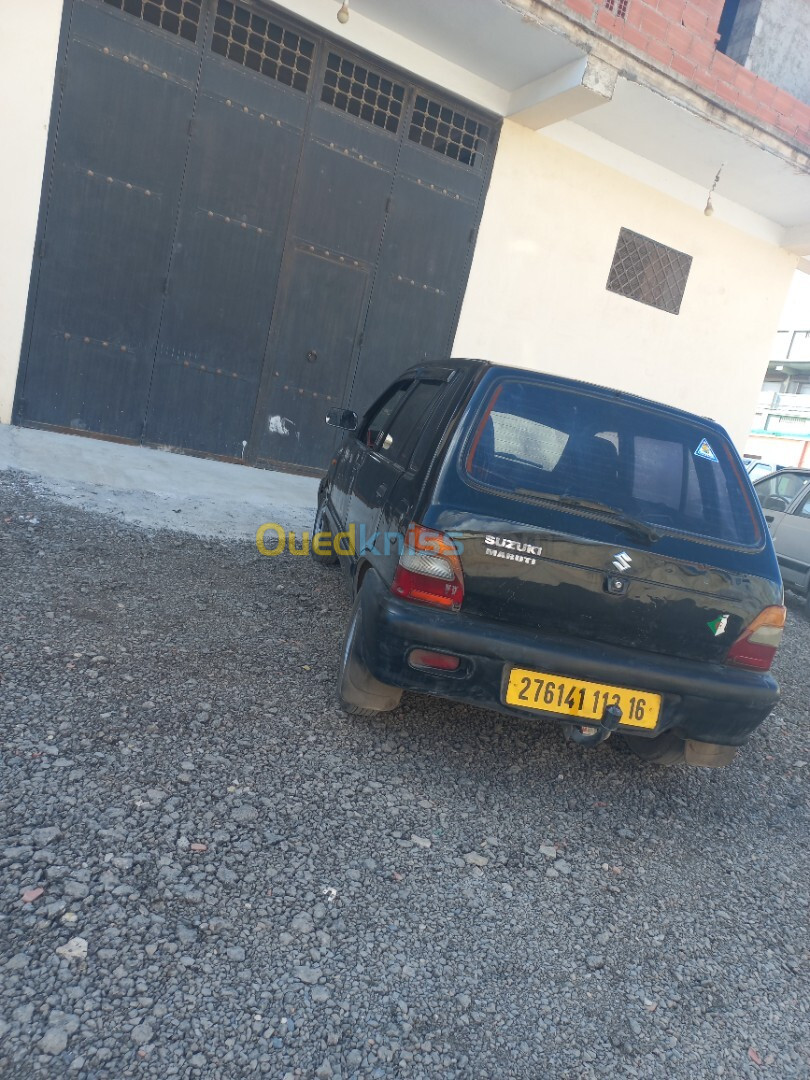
xmin=726 ymin=605 xmax=786 ymax=671
xmin=391 ymin=524 xmax=464 ymax=611
xmin=409 ymin=649 xmax=461 ymax=671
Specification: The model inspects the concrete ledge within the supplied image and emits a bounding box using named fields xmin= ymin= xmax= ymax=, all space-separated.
xmin=508 ymin=56 xmax=618 ymax=128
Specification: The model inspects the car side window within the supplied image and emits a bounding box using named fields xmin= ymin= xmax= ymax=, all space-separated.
xmin=755 ymin=474 xmax=783 ymax=507
xmin=777 ymin=472 xmax=809 ymax=502
xmin=794 ymin=488 xmax=810 ymax=517
xmin=376 ymin=380 xmax=446 ymax=467
xmin=358 ymin=382 xmax=411 ymax=449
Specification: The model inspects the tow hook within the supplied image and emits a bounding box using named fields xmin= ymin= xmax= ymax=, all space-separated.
xmin=564 ymin=704 xmax=623 ymax=747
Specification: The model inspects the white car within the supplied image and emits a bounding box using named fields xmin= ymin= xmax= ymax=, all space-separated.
xmin=754 ymin=468 xmax=810 ymax=597
xmin=744 ymin=459 xmax=782 ymax=482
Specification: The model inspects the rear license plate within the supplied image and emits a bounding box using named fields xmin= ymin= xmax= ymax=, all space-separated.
xmin=505 ymin=667 xmax=661 ymax=730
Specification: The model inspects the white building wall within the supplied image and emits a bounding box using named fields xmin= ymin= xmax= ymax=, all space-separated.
xmin=0 ymin=0 xmax=63 ymax=424
xmin=454 ymin=120 xmax=796 ymax=449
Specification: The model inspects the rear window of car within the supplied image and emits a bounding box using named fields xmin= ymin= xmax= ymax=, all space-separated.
xmin=463 ymin=378 xmax=761 ymax=547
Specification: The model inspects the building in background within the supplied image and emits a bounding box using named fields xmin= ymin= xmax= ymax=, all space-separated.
xmin=718 ymin=0 xmax=810 ymax=106
xmin=1 ymin=0 xmax=809 ymax=473
xmin=746 ymin=274 xmax=810 ymax=467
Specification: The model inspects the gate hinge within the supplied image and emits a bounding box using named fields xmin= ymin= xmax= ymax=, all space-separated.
xmin=188 ymin=117 xmax=195 ymax=137
xmin=162 ymin=277 xmax=169 ymax=295
xmin=385 ymin=196 xmax=392 ymax=214
xmin=468 ymin=226 xmax=478 ymax=244
xmin=38 ymin=239 xmax=47 ymax=260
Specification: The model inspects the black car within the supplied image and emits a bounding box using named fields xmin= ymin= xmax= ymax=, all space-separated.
xmin=314 ymin=361 xmax=785 ymax=768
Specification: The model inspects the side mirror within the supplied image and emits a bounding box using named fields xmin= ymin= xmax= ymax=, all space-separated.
xmin=763 ymin=494 xmax=790 ymax=513
xmin=326 ymin=408 xmax=358 ymax=431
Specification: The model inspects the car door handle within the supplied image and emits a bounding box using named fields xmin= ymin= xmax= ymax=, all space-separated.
xmin=375 ymin=484 xmax=387 ymax=498
xmin=765 ymin=515 xmax=774 ymax=522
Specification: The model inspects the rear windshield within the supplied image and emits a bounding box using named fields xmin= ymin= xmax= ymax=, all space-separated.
xmin=463 ymin=378 xmax=761 ymax=547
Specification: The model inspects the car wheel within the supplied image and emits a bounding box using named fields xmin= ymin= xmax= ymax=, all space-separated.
xmin=337 ymin=593 xmax=402 ymax=716
xmin=311 ymin=499 xmax=339 ymax=566
xmin=622 ymin=730 xmax=686 ymax=766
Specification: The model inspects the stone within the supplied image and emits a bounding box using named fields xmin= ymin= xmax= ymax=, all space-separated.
xmin=39 ymin=1027 xmax=69 ymax=1055
xmin=64 ymin=880 xmax=90 ymax=899
xmin=294 ymin=965 xmax=321 ymax=985
xmin=131 ymin=1022 xmax=154 ymax=1045
xmin=291 ymin=912 xmax=315 ymax=934
xmin=463 ymin=853 xmax=489 ymax=867
xmin=56 ymin=937 xmax=88 ymax=960
xmin=32 ymin=827 xmax=61 ymax=845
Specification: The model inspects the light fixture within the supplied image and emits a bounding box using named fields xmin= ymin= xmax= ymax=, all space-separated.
xmin=704 ymin=163 xmax=724 ymax=217
xmin=337 ymin=1 xmax=349 ymax=23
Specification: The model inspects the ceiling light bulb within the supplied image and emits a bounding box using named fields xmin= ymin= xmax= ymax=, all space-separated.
xmin=337 ymin=1 xmax=349 ymax=23
xmin=704 ymin=195 xmax=714 ymax=217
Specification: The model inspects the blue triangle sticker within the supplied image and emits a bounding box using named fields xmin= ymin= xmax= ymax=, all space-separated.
xmin=694 ymin=439 xmax=718 ymax=463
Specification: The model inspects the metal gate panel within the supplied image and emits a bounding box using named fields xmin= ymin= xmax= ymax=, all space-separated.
xmin=250 ymin=46 xmax=407 ymax=470
xmin=347 ymin=98 xmax=497 ymax=413
xmin=142 ymin=15 xmax=313 ymax=454
xmin=18 ymin=0 xmax=199 ymax=437
xmin=255 ymin=244 xmax=370 ymax=467
xmin=17 ymin=0 xmax=500 ymax=468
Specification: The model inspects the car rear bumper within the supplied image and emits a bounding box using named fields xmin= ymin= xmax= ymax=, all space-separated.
xmin=357 ymin=572 xmax=780 ymax=746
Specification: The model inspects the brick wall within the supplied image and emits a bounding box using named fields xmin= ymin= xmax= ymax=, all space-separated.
xmin=554 ymin=0 xmax=810 ymax=149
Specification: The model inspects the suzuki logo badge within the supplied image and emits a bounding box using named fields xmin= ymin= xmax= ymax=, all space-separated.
xmin=612 ymin=550 xmax=632 ymax=572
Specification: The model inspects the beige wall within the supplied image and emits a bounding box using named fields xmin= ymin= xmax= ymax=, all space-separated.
xmin=0 ymin=0 xmax=63 ymax=424
xmin=454 ymin=120 xmax=796 ymax=448
xmin=745 ymin=433 xmax=810 ymax=468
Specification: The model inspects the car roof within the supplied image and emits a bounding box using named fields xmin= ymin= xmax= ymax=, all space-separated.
xmin=754 ymin=467 xmax=810 ymax=482
xmin=407 ymin=359 xmax=731 ymax=435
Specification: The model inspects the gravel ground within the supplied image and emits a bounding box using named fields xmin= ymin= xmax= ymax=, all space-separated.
xmin=1 ymin=468 xmax=809 ymax=1080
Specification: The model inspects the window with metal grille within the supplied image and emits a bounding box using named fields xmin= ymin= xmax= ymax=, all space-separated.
xmin=408 ymin=95 xmax=488 ymax=168
xmin=604 ymin=0 xmax=629 ymax=17
xmin=320 ymin=53 xmax=405 ymax=133
xmin=606 ymin=228 xmax=692 ymax=315
xmin=211 ymin=1 xmax=314 ymax=92
xmin=103 ymin=0 xmax=201 ymax=41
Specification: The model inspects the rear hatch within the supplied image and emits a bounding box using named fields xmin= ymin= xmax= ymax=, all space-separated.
xmin=426 ymin=372 xmax=780 ymax=663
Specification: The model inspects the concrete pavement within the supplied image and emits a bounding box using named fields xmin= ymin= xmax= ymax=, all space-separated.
xmin=0 ymin=424 xmax=319 ymax=539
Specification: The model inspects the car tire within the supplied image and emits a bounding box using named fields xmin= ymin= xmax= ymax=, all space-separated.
xmin=338 ymin=593 xmax=402 ymax=716
xmin=622 ymin=730 xmax=686 ymax=766
xmin=311 ymin=499 xmax=339 ymax=567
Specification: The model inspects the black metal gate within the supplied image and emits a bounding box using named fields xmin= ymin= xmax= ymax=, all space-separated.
xmin=15 ymin=0 xmax=499 ymax=471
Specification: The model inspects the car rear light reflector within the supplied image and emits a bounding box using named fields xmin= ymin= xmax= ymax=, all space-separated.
xmin=391 ymin=524 xmax=464 ymax=610
xmin=725 ymin=605 xmax=786 ymax=671
xmin=409 ymin=649 xmax=461 ymax=671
